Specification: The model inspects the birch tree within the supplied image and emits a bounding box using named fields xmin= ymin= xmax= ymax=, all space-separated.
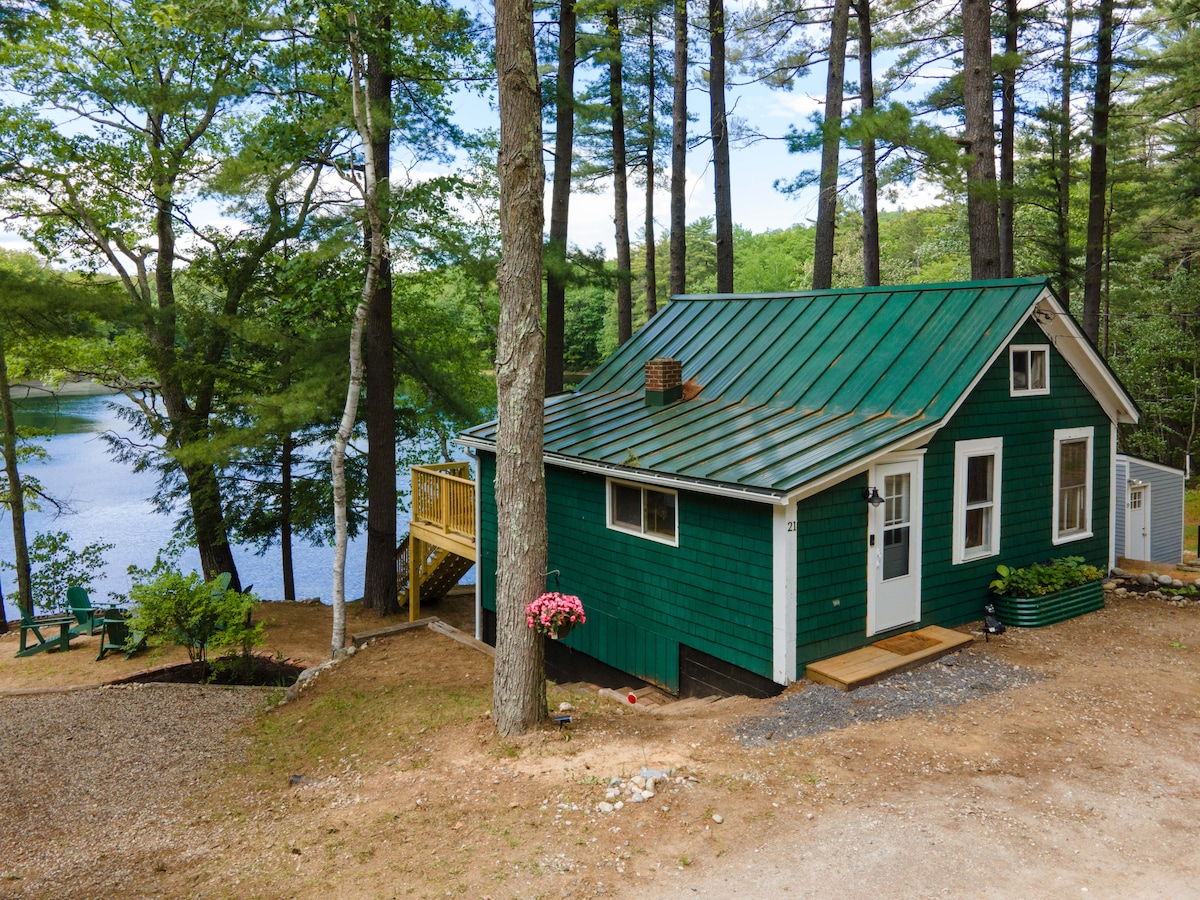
xmin=331 ymin=9 xmax=385 ymax=657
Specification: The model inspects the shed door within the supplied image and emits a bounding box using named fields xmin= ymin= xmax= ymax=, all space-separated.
xmin=868 ymin=458 xmax=923 ymax=635
xmin=1126 ymin=483 xmax=1150 ymax=561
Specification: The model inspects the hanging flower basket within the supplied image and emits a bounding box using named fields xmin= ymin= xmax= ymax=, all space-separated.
xmin=526 ymin=591 xmax=586 ymax=640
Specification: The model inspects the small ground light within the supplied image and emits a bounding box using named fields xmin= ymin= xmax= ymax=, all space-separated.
xmin=628 ymin=693 xmax=637 ymax=704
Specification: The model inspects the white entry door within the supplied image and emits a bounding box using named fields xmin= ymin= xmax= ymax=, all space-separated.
xmin=868 ymin=457 xmax=923 ymax=635
xmin=1126 ymin=483 xmax=1150 ymax=561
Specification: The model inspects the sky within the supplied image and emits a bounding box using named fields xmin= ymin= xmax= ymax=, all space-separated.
xmin=0 ymin=4 xmax=947 ymax=264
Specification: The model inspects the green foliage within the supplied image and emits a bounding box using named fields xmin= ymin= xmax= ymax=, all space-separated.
xmin=0 ymin=530 xmax=113 ymax=614
xmin=989 ymin=556 xmax=1105 ymax=598
xmin=126 ymin=563 xmax=263 ymax=667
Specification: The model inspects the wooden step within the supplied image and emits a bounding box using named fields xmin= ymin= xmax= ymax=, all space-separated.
xmin=804 ymin=625 xmax=973 ymax=691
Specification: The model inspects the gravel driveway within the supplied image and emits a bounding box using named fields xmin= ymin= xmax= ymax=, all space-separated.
xmin=735 ymin=646 xmax=1042 ymax=743
xmin=0 ymin=684 xmax=270 ymax=898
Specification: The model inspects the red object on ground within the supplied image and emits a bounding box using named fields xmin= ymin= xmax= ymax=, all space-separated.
xmin=628 ymin=693 xmax=637 ymax=704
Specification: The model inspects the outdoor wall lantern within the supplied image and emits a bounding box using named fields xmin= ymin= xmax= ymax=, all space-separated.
xmin=861 ymin=486 xmax=884 ymax=507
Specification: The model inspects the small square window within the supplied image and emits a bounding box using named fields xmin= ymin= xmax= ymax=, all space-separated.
xmin=1010 ymin=345 xmax=1050 ymax=396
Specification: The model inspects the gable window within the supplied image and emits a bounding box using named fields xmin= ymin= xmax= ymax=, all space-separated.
xmin=952 ymin=438 xmax=1003 ymax=564
xmin=608 ymin=479 xmax=678 ymax=545
xmin=1053 ymin=426 xmax=1094 ymax=543
xmin=1010 ymin=345 xmax=1049 ymax=396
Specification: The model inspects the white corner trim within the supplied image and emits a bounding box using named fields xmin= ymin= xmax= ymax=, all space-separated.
xmin=772 ymin=502 xmax=798 ymax=685
xmin=474 ymin=455 xmax=483 ymax=642
xmin=1109 ymin=422 xmax=1117 ymax=571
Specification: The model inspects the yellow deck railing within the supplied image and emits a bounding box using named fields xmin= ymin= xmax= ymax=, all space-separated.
xmin=410 ymin=462 xmax=474 ymax=543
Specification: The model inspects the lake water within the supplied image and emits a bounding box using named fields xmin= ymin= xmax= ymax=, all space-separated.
xmin=1 ymin=392 xmax=469 ymax=605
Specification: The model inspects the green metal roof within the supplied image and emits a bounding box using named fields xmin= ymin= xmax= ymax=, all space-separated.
xmin=461 ymin=279 xmax=1137 ymax=500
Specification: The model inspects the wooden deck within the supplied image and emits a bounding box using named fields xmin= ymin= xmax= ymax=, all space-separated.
xmin=803 ymin=625 xmax=973 ymax=691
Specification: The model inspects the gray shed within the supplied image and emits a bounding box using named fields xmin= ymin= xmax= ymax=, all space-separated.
xmin=1114 ymin=454 xmax=1185 ymax=565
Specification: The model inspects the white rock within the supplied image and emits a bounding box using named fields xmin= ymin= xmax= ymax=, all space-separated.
xmin=605 ymin=788 xmax=619 ymax=800
xmin=712 ymin=813 xmax=723 ymax=824
xmin=559 ymin=702 xmax=574 ymax=712
xmin=598 ymin=802 xmax=614 ymax=814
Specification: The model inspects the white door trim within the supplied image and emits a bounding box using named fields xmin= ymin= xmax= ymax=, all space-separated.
xmin=1126 ymin=481 xmax=1151 ymax=561
xmin=866 ymin=452 xmax=925 ymax=636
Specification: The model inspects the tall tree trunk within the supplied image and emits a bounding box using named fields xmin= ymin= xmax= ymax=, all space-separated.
xmin=669 ymin=0 xmax=688 ymax=297
xmin=813 ymin=0 xmax=850 ymax=290
xmin=150 ymin=169 xmax=241 ymax=589
xmin=610 ymin=3 xmax=633 ymax=345
xmin=962 ymin=0 xmax=1001 ymax=280
xmin=494 ymin=0 xmax=548 ymax=737
xmin=645 ymin=5 xmax=658 ymax=319
xmin=280 ymin=432 xmax=296 ymax=603
xmin=0 ymin=337 xmax=32 ymax=618
xmin=998 ymin=0 xmax=1018 ymax=279
xmin=1082 ymin=0 xmax=1113 ymax=346
xmin=335 ymin=10 xmax=384 ymax=657
xmin=709 ymin=0 xmax=734 ymax=292
xmin=363 ymin=18 xmax=399 ymax=615
xmin=856 ymin=0 xmax=879 ymax=286
xmin=1057 ymin=0 xmax=1074 ymax=306
xmin=545 ymin=0 xmax=576 ymax=395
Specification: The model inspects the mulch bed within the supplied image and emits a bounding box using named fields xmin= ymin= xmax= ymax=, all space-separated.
xmin=111 ymin=655 xmax=305 ymax=686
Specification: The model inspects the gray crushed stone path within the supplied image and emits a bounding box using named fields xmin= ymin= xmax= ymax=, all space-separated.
xmin=735 ymin=646 xmax=1041 ymax=745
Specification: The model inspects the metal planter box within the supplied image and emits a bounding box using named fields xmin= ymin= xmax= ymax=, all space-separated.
xmin=992 ymin=581 xmax=1105 ymax=628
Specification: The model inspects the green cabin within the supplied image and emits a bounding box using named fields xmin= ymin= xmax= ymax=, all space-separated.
xmin=459 ymin=279 xmax=1138 ymax=695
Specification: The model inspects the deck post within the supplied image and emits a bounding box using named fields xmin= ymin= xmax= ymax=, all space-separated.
xmin=410 ymin=535 xmax=421 ymax=622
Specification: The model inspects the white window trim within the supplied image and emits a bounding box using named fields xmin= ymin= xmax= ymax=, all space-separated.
xmin=606 ymin=478 xmax=680 ymax=547
xmin=1052 ymin=426 xmax=1094 ymax=544
xmin=952 ymin=437 xmax=1003 ymax=564
xmin=1010 ymin=344 xmax=1051 ymax=397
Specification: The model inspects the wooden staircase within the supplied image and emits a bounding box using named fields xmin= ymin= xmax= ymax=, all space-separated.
xmin=400 ymin=462 xmax=477 ymax=621
xmin=395 ymin=534 xmax=474 ymax=610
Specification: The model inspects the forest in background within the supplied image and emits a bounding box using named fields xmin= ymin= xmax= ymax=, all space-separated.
xmin=0 ymin=0 xmax=1198 ymax=627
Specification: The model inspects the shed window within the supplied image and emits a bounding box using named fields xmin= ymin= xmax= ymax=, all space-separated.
xmin=1053 ymin=427 xmax=1094 ymax=543
xmin=1010 ymin=345 xmax=1049 ymax=396
xmin=952 ymin=438 xmax=1002 ymax=564
xmin=607 ymin=479 xmax=678 ymax=545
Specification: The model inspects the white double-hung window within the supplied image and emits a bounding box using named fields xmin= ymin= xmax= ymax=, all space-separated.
xmin=952 ymin=438 xmax=1002 ymax=564
xmin=1053 ymin=426 xmax=1094 ymax=543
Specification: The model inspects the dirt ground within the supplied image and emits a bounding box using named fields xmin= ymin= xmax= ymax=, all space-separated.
xmin=2 ymin=571 xmax=1199 ymax=898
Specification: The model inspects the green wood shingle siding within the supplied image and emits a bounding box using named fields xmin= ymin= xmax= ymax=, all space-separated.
xmin=477 ymin=453 xmax=775 ymax=691
xmin=794 ymin=473 xmax=870 ymax=668
xmin=919 ymin=319 xmax=1111 ymax=630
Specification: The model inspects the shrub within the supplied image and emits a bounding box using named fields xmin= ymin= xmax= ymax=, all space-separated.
xmin=989 ymin=556 xmax=1105 ymax=597
xmin=0 ymin=531 xmax=114 ymax=614
xmin=126 ymin=566 xmax=263 ymax=672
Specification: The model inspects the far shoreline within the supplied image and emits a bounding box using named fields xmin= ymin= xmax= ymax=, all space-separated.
xmin=10 ymin=379 xmax=119 ymax=400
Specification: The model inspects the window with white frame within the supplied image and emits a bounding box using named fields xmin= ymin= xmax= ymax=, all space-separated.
xmin=952 ymin=438 xmax=1003 ymax=564
xmin=1053 ymin=426 xmax=1093 ymax=543
xmin=608 ymin=479 xmax=678 ymax=545
xmin=1010 ymin=345 xmax=1050 ymax=396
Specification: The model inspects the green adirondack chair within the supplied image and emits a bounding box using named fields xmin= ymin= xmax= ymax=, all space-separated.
xmin=96 ymin=609 xmax=145 ymax=661
xmin=16 ymin=608 xmax=76 ymax=658
xmin=66 ymin=585 xmax=103 ymax=636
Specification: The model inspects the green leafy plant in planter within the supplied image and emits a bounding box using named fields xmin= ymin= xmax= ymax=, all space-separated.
xmin=989 ymin=556 xmax=1105 ymax=597
xmin=989 ymin=556 xmax=1106 ymax=628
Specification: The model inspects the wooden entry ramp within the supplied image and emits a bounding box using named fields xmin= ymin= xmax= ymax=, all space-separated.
xmin=804 ymin=625 xmax=973 ymax=691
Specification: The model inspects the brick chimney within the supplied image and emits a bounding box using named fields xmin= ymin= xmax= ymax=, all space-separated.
xmin=645 ymin=357 xmax=683 ymax=406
